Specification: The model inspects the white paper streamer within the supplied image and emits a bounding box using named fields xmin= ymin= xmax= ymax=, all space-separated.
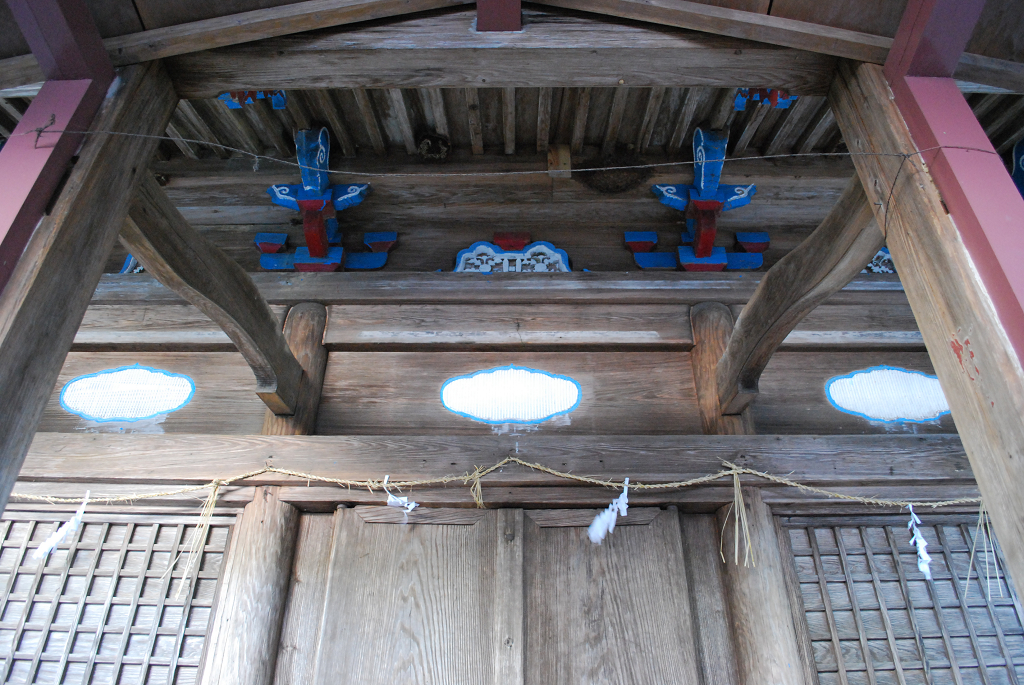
xmin=588 ymin=478 xmax=629 ymax=544
xmin=33 ymin=491 xmax=89 ymax=561
xmin=383 ymin=475 xmax=418 ymax=513
xmin=907 ymin=505 xmax=933 ymax=580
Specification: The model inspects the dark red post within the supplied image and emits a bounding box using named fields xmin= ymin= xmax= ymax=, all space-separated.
xmin=0 ymin=0 xmax=114 ymax=293
xmin=477 ymin=0 xmax=521 ymax=31
xmin=885 ymin=0 xmax=1024 ymax=364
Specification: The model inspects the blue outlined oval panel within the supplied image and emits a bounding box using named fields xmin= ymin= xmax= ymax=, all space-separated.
xmin=441 ymin=365 xmax=581 ymax=424
xmin=825 ymin=365 xmax=950 ymax=423
xmin=60 ymin=364 xmax=196 ymax=422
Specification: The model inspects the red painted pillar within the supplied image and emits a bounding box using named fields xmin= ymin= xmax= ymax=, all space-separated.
xmin=477 ymin=0 xmax=521 ymax=31
xmin=885 ymin=0 xmax=1024 ymax=364
xmin=0 ymin=0 xmax=113 ymax=293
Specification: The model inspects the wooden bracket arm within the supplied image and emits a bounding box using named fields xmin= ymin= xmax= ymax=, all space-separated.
xmin=122 ymin=174 xmax=303 ymax=414
xmin=716 ymin=177 xmax=882 ymax=415
xmin=262 ymin=303 xmax=328 ymax=435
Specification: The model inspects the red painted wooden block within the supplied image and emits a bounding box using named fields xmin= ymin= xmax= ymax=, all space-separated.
xmin=364 ymin=231 xmax=397 ymax=253
xmin=678 ymin=246 xmax=727 ymax=272
xmin=294 ymin=246 xmax=344 ymax=272
xmin=624 ymin=231 xmax=658 ymax=253
xmin=687 ymin=200 xmax=723 ymax=258
xmin=493 ymin=232 xmax=531 ymax=251
xmin=254 ymin=233 xmax=287 ymax=254
xmin=735 ymin=231 xmax=770 ymax=253
xmin=297 ymin=200 xmax=330 ymax=258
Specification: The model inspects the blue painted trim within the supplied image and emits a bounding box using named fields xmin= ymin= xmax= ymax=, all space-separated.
xmin=455 ymin=241 xmax=571 ymax=272
xmin=824 ymin=365 xmax=951 ymax=424
xmin=440 ymin=364 xmax=582 ymax=424
xmin=634 ymin=252 xmax=678 ymax=269
xmin=725 ymin=252 xmax=763 ymax=270
xmin=59 ymin=364 xmax=195 ymax=423
xmin=345 ymin=252 xmax=388 ymax=270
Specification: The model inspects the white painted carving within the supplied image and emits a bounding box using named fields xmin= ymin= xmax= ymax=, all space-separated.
xmin=826 ymin=366 xmax=949 ymax=423
xmin=455 ymin=241 xmax=570 ymax=273
xmin=441 ymin=365 xmax=581 ymax=424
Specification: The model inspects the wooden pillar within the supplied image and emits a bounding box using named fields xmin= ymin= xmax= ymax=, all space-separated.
xmin=122 ymin=175 xmax=304 ymax=415
xmin=262 ymin=303 xmax=328 ymax=435
xmin=717 ymin=488 xmax=809 ymax=685
xmin=690 ymin=302 xmax=753 ymax=435
xmin=200 ymin=486 xmax=300 ymax=685
xmin=830 ymin=59 xmax=1024 ymax=588
xmin=0 ymin=61 xmax=176 ymax=513
xmin=717 ymin=178 xmax=882 ymax=414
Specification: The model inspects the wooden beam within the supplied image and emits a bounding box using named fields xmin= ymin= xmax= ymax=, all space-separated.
xmin=536 ymin=87 xmax=552 ymax=153
xmin=571 ymin=87 xmax=590 ymax=155
xmin=122 ymin=175 xmax=304 ymax=415
xmin=690 ymin=303 xmax=753 ymax=434
xmin=389 ymin=88 xmax=417 ymax=155
xmin=829 ymin=59 xmax=1024 ymax=588
xmin=465 ymin=88 xmax=484 ymax=155
xmin=717 ymin=178 xmax=882 ymax=414
xmin=668 ymin=86 xmax=707 ymax=154
xmin=304 ymin=89 xmax=356 ymax=158
xmin=262 ymin=303 xmax=328 ymax=435
xmin=503 ymin=87 xmax=516 ymax=155
xmin=352 ymin=89 xmax=386 ymax=155
xmin=0 ymin=62 xmax=176 ymax=513
xmin=636 ymin=86 xmax=665 ymax=152
xmin=21 ymin=433 xmax=972 ymax=490
xmin=532 ymin=0 xmax=889 ymax=63
xmin=732 ymin=99 xmax=771 ymax=156
xmin=165 ymin=9 xmax=838 ymax=97
xmin=717 ymin=489 xmax=809 ymax=685
xmin=953 ymin=54 xmax=1024 ymax=95
xmin=425 ymin=88 xmax=449 ymax=138
xmin=176 ymin=100 xmax=229 ymax=159
xmin=200 ymin=486 xmax=299 ymax=685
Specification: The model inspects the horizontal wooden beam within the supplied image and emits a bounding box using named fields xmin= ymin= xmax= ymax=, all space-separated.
xmin=0 ymin=0 xmax=475 ymax=91
xmin=165 ymin=9 xmax=838 ymax=96
xmin=20 ymin=433 xmax=972 ymax=494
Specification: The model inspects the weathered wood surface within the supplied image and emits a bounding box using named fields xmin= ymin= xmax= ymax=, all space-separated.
xmin=167 ymin=9 xmax=837 ymax=97
xmin=0 ymin=62 xmax=176 ymax=513
xmin=123 ymin=175 xmax=303 ymax=415
xmin=273 ymin=512 xmax=335 ymax=685
xmin=324 ymin=304 xmax=693 ymax=350
xmin=830 ymin=60 xmax=1024 ymax=585
xmin=690 ymin=303 xmax=753 ymax=435
xmin=752 ymin=350 xmax=956 ymax=434
xmin=262 ymin=303 xmax=328 ymax=435
xmin=525 ymin=508 xmax=660 ymax=527
xmin=680 ymin=514 xmax=740 ymax=685
xmin=718 ymin=488 xmax=808 ymax=685
xmin=20 ymin=433 xmax=973 ymax=487
xmin=201 ymin=487 xmax=299 ymax=685
xmin=774 ymin=514 xmax=822 ymax=685
xmin=313 ymin=508 xmax=521 ymax=683
xmin=524 ymin=509 xmax=702 ymax=683
xmin=92 ymin=272 xmax=908 ymax=308
xmin=69 ymin=301 xmax=923 ymax=351
xmin=39 ymin=352 xmax=268 ymax=435
xmin=717 ymin=178 xmax=883 ymax=414
xmin=316 ymin=351 xmax=702 ymax=434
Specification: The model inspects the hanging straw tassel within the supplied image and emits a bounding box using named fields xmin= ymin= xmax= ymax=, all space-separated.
xmin=720 ymin=474 xmax=756 ymax=567
xmin=175 ymin=479 xmax=221 ymax=599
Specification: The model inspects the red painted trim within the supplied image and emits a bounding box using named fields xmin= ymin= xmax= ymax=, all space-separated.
xmin=477 ymin=0 xmax=521 ymax=31
xmin=0 ymin=79 xmax=108 ymax=292
xmin=889 ymin=75 xmax=1024 ymax=364
xmin=885 ymin=0 xmax=984 ymax=79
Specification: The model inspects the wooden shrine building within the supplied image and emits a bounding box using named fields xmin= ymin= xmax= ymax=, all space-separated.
xmin=0 ymin=0 xmax=1022 ymax=682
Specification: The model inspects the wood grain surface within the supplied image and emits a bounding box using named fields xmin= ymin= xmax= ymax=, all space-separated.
xmin=167 ymin=9 xmax=837 ymax=97
xmin=690 ymin=303 xmax=754 ymax=435
xmin=316 ymin=351 xmax=701 ymax=434
xmin=274 ymin=512 xmax=336 ymax=685
xmin=261 ymin=303 xmax=328 ymax=435
xmin=313 ymin=508 xmax=520 ymax=684
xmin=524 ymin=509 xmax=702 ymax=683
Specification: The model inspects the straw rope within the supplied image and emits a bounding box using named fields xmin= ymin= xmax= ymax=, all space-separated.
xmin=9 ymin=456 xmax=982 ymax=510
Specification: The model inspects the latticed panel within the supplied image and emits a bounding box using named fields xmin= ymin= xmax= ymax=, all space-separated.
xmin=0 ymin=512 xmax=235 ymax=685
xmin=787 ymin=516 xmax=1024 ymax=685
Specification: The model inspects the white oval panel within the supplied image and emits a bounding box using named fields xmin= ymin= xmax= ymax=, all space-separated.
xmin=60 ymin=364 xmax=195 ymax=422
xmin=441 ymin=365 xmax=581 ymax=424
xmin=826 ymin=366 xmax=949 ymax=423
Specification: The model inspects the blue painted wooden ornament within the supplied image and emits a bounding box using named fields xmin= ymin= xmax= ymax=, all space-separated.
xmin=624 ymin=231 xmax=658 ymax=253
xmin=218 ymin=90 xmax=287 ymax=110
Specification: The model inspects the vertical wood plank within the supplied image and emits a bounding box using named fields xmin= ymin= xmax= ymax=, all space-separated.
xmin=352 ymin=89 xmax=386 ymax=155
xmin=493 ymin=509 xmax=524 ymax=685
xmin=776 ymin=517 xmax=822 ymax=685
xmin=273 ymin=513 xmax=337 ymax=685
xmin=636 ymin=86 xmax=665 ymax=152
xmin=503 ymin=87 xmax=516 ymax=155
xmin=571 ymin=87 xmax=590 ymax=155
xmin=718 ymin=490 xmax=809 ymax=685
xmin=388 ymin=88 xmax=417 ymax=155
xmin=262 ymin=303 xmax=328 ymax=435
xmin=536 ymin=86 xmax=552 ymax=153
xmin=680 ymin=514 xmax=740 ymax=685
xmin=201 ymin=487 xmax=300 ymax=685
xmin=428 ymin=87 xmax=450 ymax=138
xmin=306 ymin=89 xmax=356 ymax=157
xmin=466 ymin=88 xmax=484 ymax=155
xmin=602 ymin=87 xmax=629 ymax=156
